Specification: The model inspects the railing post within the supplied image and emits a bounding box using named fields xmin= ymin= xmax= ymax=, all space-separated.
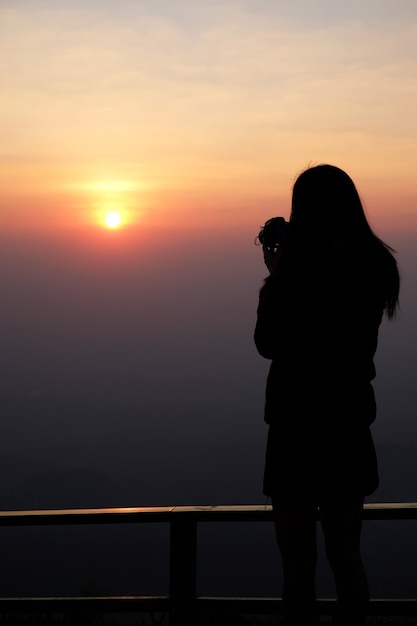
xmin=169 ymin=516 xmax=197 ymax=626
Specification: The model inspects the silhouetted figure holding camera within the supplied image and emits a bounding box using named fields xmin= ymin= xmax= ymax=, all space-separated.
xmin=254 ymin=164 xmax=400 ymax=626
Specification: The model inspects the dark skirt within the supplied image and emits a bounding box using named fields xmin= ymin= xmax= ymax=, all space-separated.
xmin=263 ymin=420 xmax=379 ymax=502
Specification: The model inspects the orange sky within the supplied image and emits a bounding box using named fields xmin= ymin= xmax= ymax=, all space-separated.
xmin=1 ymin=1 xmax=417 ymax=234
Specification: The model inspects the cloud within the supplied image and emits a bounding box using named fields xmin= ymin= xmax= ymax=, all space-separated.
xmin=2 ymin=4 xmax=416 ymax=128
xmin=1 ymin=2 xmax=417 ymax=203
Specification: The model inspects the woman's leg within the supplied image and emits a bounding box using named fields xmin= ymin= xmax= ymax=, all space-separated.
xmin=319 ymin=499 xmax=369 ymax=626
xmin=271 ymin=498 xmax=322 ymax=626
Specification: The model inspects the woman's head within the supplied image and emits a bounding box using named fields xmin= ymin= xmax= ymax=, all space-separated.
xmin=287 ymin=163 xmax=400 ymax=318
xmin=289 ymin=164 xmax=372 ymax=243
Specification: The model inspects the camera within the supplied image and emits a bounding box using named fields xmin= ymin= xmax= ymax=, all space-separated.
xmin=256 ymin=217 xmax=289 ymax=249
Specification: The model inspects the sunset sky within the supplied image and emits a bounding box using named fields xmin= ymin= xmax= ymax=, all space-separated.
xmin=1 ymin=1 xmax=417 ymax=601
xmin=1 ymin=0 xmax=417 ymax=519
xmin=1 ymin=0 xmax=417 ymax=234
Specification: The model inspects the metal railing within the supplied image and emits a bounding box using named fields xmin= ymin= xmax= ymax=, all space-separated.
xmin=1 ymin=502 xmax=417 ymax=624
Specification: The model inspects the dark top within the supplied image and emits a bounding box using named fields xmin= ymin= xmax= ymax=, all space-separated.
xmin=255 ymin=243 xmax=387 ymax=499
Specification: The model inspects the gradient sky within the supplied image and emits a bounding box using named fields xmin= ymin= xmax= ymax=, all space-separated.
xmin=1 ymin=0 xmax=417 ymax=518
xmin=1 ymin=4 xmax=417 ymax=603
xmin=1 ymin=0 xmax=417 ymax=233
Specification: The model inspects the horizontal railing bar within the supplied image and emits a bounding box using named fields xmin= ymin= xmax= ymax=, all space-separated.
xmin=197 ymin=597 xmax=417 ymax=616
xmin=1 ymin=502 xmax=417 ymax=526
xmin=0 ymin=596 xmax=170 ymax=613
xmin=0 ymin=596 xmax=416 ymax=616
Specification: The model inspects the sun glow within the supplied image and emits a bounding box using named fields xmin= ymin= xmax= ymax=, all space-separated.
xmin=104 ymin=211 xmax=122 ymax=229
xmin=78 ymin=178 xmax=145 ymax=230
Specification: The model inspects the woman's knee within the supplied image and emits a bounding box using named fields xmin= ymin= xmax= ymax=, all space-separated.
xmin=324 ymin=538 xmax=362 ymax=572
xmin=320 ymin=499 xmax=364 ymax=568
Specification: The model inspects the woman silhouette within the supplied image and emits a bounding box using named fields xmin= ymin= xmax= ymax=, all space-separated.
xmin=254 ymin=164 xmax=400 ymax=626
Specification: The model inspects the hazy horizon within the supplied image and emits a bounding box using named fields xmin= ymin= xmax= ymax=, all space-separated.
xmin=0 ymin=221 xmax=416 ymax=511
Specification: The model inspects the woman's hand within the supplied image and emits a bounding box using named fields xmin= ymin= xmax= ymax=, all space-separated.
xmin=263 ymin=245 xmax=281 ymax=274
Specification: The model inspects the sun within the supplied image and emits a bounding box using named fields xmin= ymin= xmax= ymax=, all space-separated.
xmin=104 ymin=211 xmax=122 ymax=229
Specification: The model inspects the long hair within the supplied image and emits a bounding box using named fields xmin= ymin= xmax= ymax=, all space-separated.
xmin=286 ymin=164 xmax=400 ymax=318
